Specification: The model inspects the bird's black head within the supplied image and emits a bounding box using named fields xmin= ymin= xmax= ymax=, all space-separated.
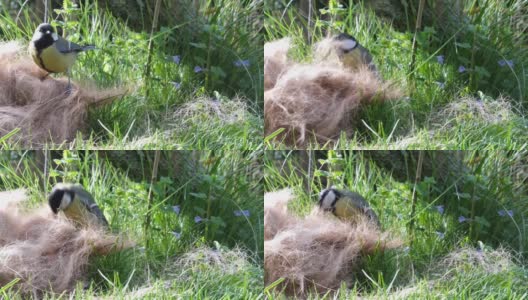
xmin=37 ymin=23 xmax=55 ymax=35
xmin=32 ymin=23 xmax=56 ymax=51
xmin=334 ymin=33 xmax=357 ymax=42
xmin=48 ymin=188 xmax=63 ymax=214
xmin=48 ymin=188 xmax=73 ymax=214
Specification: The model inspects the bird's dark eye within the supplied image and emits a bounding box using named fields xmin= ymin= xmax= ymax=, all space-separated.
xmin=343 ymin=49 xmax=351 ymax=54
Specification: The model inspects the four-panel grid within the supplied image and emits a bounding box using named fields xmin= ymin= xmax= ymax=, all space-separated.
xmin=0 ymin=1 xmax=526 ymax=299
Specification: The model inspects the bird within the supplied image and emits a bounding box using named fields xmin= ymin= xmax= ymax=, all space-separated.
xmin=48 ymin=183 xmax=109 ymax=228
xmin=318 ymin=187 xmax=380 ymax=227
xmin=28 ymin=23 xmax=96 ymax=92
xmin=331 ymin=33 xmax=378 ymax=75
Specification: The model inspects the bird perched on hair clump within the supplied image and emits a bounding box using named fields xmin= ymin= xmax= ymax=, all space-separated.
xmin=29 ymin=23 xmax=96 ymax=91
xmin=48 ymin=183 xmax=109 ymax=229
xmin=318 ymin=187 xmax=380 ymax=227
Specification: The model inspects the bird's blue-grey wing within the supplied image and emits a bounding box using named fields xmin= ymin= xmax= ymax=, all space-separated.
xmin=55 ymin=36 xmax=95 ymax=53
xmin=73 ymin=186 xmax=109 ymax=227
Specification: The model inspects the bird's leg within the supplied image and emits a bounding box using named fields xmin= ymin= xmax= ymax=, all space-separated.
xmin=66 ymin=69 xmax=72 ymax=95
xmin=40 ymin=72 xmax=50 ymax=81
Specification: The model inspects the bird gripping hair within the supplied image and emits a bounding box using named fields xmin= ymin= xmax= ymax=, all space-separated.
xmin=318 ymin=187 xmax=380 ymax=227
xmin=48 ymin=183 xmax=109 ymax=229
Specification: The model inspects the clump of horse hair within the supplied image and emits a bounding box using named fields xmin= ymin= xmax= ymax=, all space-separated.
xmin=264 ymin=37 xmax=401 ymax=147
xmin=0 ymin=41 xmax=125 ymax=147
xmin=265 ymin=64 xmax=400 ymax=146
xmin=264 ymin=38 xmax=292 ymax=91
xmin=312 ymin=37 xmax=344 ymax=68
xmin=264 ymin=189 xmax=401 ymax=298
xmin=0 ymin=189 xmax=134 ymax=297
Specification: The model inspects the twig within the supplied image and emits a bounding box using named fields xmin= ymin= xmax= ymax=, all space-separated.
xmin=409 ymin=151 xmax=424 ymax=248
xmin=43 ymin=149 xmax=49 ymax=192
xmin=144 ymin=150 xmax=161 ymax=249
xmin=408 ymin=0 xmax=426 ymax=91
xmin=144 ymin=0 xmax=162 ymax=99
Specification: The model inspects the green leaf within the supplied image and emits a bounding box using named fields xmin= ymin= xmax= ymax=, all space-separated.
xmin=455 ymin=42 xmax=472 ymax=49
xmin=190 ymin=42 xmax=207 ymax=49
xmin=190 ymin=192 xmax=207 ymax=199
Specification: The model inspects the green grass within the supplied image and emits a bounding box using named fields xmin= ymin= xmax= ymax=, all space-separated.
xmin=0 ymin=150 xmax=264 ymax=299
xmin=263 ymin=150 xmax=528 ymax=299
xmin=0 ymin=0 xmax=263 ymax=149
xmin=264 ymin=0 xmax=528 ymax=149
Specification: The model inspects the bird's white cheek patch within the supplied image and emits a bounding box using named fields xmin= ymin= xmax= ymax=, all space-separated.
xmin=59 ymin=194 xmax=72 ymax=210
xmin=342 ymin=39 xmax=357 ymax=51
xmin=321 ymin=193 xmax=336 ymax=209
xmin=52 ymin=32 xmax=59 ymax=41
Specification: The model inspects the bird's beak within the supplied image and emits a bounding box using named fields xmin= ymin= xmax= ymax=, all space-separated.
xmin=52 ymin=32 xmax=59 ymax=41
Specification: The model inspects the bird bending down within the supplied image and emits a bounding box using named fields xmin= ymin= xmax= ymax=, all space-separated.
xmin=318 ymin=187 xmax=380 ymax=227
xmin=48 ymin=183 xmax=109 ymax=228
xmin=331 ymin=33 xmax=379 ymax=75
xmin=29 ymin=23 xmax=96 ymax=93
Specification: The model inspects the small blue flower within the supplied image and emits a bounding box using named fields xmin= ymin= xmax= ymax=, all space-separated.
xmin=435 ymin=205 xmax=445 ymax=214
xmin=436 ymin=55 xmax=445 ymax=64
xmin=435 ymin=231 xmax=445 ymax=239
xmin=435 ymin=81 xmax=446 ymax=89
xmin=498 ymin=59 xmax=514 ymax=68
xmin=234 ymin=210 xmax=250 ymax=217
xmin=171 ymin=81 xmax=181 ymax=89
xmin=194 ymin=66 xmax=203 ymax=73
xmin=172 ymin=231 xmax=181 ymax=239
xmin=403 ymin=246 xmax=410 ymax=253
xmin=498 ymin=209 xmax=514 ymax=217
xmin=194 ymin=216 xmax=203 ymax=223
xmin=171 ymin=55 xmax=181 ymax=64
xmin=172 ymin=205 xmax=180 ymax=214
xmin=458 ymin=215 xmax=469 ymax=223
xmin=234 ymin=59 xmax=250 ymax=68
xmin=458 ymin=65 xmax=466 ymax=73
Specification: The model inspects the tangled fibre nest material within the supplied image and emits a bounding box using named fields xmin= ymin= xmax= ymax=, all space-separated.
xmin=0 ymin=189 xmax=134 ymax=297
xmin=264 ymin=37 xmax=401 ymax=147
xmin=264 ymin=189 xmax=401 ymax=298
xmin=0 ymin=41 xmax=125 ymax=147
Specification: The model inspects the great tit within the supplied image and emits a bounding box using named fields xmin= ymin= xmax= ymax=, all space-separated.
xmin=318 ymin=187 xmax=380 ymax=227
xmin=332 ymin=33 xmax=378 ymax=74
xmin=48 ymin=183 xmax=109 ymax=228
xmin=29 ymin=23 xmax=95 ymax=90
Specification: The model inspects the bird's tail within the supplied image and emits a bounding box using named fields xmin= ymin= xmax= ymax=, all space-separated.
xmin=81 ymin=45 xmax=97 ymax=51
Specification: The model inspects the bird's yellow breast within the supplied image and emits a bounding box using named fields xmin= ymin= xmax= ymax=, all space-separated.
xmin=334 ymin=197 xmax=363 ymax=221
xmin=341 ymin=50 xmax=364 ymax=70
xmin=62 ymin=198 xmax=97 ymax=227
xmin=30 ymin=44 xmax=77 ymax=73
